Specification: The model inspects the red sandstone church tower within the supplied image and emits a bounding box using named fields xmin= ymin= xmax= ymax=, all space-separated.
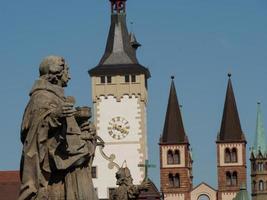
xmin=216 ymin=74 xmax=247 ymax=200
xmin=159 ymin=77 xmax=193 ymax=200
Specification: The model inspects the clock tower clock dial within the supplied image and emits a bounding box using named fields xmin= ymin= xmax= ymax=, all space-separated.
xmin=108 ymin=116 xmax=130 ymax=140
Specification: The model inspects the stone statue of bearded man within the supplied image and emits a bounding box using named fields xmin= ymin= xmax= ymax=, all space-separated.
xmin=18 ymin=56 xmax=98 ymax=200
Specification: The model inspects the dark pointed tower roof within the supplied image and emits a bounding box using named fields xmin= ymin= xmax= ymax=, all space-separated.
xmin=161 ymin=77 xmax=188 ymax=144
xmin=217 ymin=74 xmax=245 ymax=142
xmin=89 ymin=0 xmax=150 ymax=78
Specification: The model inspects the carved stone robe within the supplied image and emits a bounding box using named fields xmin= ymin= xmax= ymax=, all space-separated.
xmin=18 ymin=79 xmax=98 ymax=200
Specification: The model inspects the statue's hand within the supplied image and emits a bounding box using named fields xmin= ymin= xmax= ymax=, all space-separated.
xmin=61 ymin=102 xmax=75 ymax=117
xmin=80 ymin=121 xmax=90 ymax=132
xmin=52 ymin=102 xmax=75 ymax=118
xmin=81 ymin=122 xmax=97 ymax=140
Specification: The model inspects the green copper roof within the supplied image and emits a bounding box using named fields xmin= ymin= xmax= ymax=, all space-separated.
xmin=233 ymin=184 xmax=250 ymax=200
xmin=253 ymin=102 xmax=267 ymax=156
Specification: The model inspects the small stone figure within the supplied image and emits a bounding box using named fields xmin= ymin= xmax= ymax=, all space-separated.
xmin=110 ymin=166 xmax=149 ymax=200
xmin=18 ymin=56 xmax=98 ymax=200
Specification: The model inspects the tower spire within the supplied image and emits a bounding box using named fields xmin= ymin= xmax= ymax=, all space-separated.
xmin=89 ymin=0 xmax=150 ymax=78
xmin=253 ymin=102 xmax=267 ymax=155
xmin=218 ymin=74 xmax=245 ymax=142
xmin=161 ymin=77 xmax=187 ymax=144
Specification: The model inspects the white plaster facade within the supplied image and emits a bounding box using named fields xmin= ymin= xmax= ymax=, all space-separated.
xmin=92 ymin=94 xmax=147 ymax=199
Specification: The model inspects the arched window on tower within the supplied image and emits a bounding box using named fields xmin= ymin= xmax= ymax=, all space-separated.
xmin=231 ymin=148 xmax=238 ymax=163
xmin=259 ymin=180 xmax=264 ymax=191
xmin=174 ymin=173 xmax=180 ymax=188
xmin=173 ymin=150 xmax=180 ymax=164
xmin=232 ymin=172 xmax=238 ymax=186
xmin=168 ymin=174 xmax=174 ymax=187
xmin=167 ymin=150 xmax=174 ymax=165
xmin=225 ymin=148 xmax=231 ymax=163
xmin=264 ymin=162 xmax=267 ymax=171
xmin=258 ymin=162 xmax=264 ymax=172
xmin=226 ymin=172 xmax=231 ymax=186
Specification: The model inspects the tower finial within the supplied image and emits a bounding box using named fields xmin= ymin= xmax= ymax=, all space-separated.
xmin=228 ymin=73 xmax=232 ymax=78
xmin=110 ymin=0 xmax=127 ymax=14
xmin=171 ymin=75 xmax=175 ymax=80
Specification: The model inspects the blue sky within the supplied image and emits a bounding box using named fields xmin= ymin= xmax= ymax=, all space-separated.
xmin=0 ymin=0 xmax=267 ymax=190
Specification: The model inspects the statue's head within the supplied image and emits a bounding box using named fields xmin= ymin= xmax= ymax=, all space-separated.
xmin=39 ymin=55 xmax=70 ymax=87
xmin=115 ymin=167 xmax=133 ymax=186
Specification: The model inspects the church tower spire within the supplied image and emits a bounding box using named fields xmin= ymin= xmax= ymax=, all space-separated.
xmin=250 ymin=102 xmax=267 ymax=200
xmin=216 ymin=74 xmax=247 ymax=200
xmin=253 ymin=102 xmax=267 ymax=155
xmin=218 ymin=73 xmax=245 ymax=142
xmin=161 ymin=76 xmax=187 ymax=144
xmin=160 ymin=77 xmax=193 ymax=200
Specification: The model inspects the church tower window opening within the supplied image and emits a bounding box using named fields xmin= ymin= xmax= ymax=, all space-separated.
xmin=125 ymin=75 xmax=130 ymax=83
xmin=258 ymin=162 xmax=264 ymax=171
xmin=259 ymin=180 xmax=264 ymax=191
xmin=231 ymin=148 xmax=238 ymax=163
xmin=107 ymin=76 xmax=112 ymax=84
xmin=226 ymin=171 xmax=232 ymax=186
xmin=100 ymin=76 xmax=105 ymax=84
xmin=168 ymin=173 xmax=174 ymax=187
xmin=99 ymin=75 xmax=112 ymax=84
xmin=232 ymin=171 xmax=238 ymax=186
xmin=173 ymin=150 xmax=180 ymax=164
xmin=225 ymin=148 xmax=231 ymax=163
xmin=174 ymin=173 xmax=180 ymax=187
xmin=131 ymin=75 xmax=136 ymax=83
xmin=167 ymin=150 xmax=174 ymax=165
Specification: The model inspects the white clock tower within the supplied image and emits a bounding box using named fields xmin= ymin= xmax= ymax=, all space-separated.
xmin=88 ymin=0 xmax=150 ymax=199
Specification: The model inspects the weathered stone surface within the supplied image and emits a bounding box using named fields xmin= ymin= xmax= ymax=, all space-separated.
xmin=110 ymin=166 xmax=149 ymax=200
xmin=18 ymin=56 xmax=98 ymax=200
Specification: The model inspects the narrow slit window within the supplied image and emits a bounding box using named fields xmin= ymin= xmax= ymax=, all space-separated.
xmin=107 ymin=76 xmax=112 ymax=83
xmin=100 ymin=76 xmax=105 ymax=84
xmin=125 ymin=75 xmax=130 ymax=83
xmin=131 ymin=75 xmax=136 ymax=82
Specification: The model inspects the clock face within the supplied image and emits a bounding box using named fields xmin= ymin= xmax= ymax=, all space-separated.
xmin=108 ymin=116 xmax=130 ymax=140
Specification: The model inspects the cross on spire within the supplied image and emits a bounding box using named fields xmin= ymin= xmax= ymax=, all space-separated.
xmin=138 ymin=160 xmax=156 ymax=181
